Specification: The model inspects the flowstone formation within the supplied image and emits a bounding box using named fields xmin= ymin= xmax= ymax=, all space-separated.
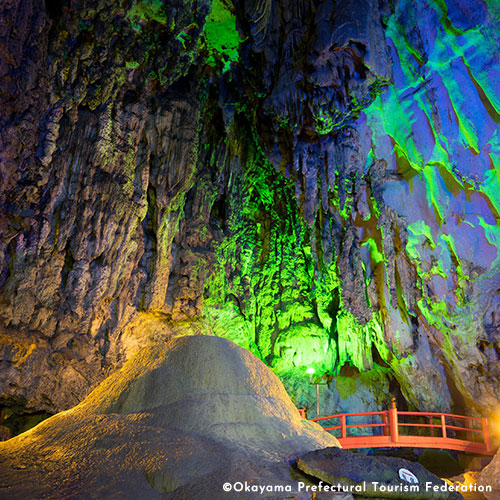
xmin=0 ymin=336 xmax=340 ymax=498
xmin=478 ymin=445 xmax=500 ymax=499
xmin=0 ymin=0 xmax=499 ymax=439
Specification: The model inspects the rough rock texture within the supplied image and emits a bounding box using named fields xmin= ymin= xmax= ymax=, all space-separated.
xmin=0 ymin=335 xmax=340 ymax=498
xmin=296 ymin=446 xmax=463 ymax=499
xmin=0 ymin=0 xmax=499 ymax=441
xmin=0 ymin=0 xmax=211 ymax=418
xmin=477 ymin=448 xmax=500 ymax=500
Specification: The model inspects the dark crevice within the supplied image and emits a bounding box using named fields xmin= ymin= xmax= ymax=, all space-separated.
xmin=0 ymin=237 xmax=16 ymax=289
xmin=210 ymin=194 xmax=227 ymax=230
xmin=371 ymin=344 xmax=390 ymax=368
xmin=61 ymin=241 xmax=75 ymax=287
xmin=0 ymin=397 xmax=53 ymax=440
xmin=45 ymin=0 xmax=65 ymax=21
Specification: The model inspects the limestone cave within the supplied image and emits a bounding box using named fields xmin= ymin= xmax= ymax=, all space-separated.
xmin=0 ymin=0 xmax=499 ymax=498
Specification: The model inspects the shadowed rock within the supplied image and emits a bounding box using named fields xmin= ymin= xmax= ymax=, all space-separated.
xmin=296 ymin=447 xmax=463 ymax=499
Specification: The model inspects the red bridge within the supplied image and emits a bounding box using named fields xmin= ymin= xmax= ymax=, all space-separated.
xmin=301 ymin=402 xmax=494 ymax=456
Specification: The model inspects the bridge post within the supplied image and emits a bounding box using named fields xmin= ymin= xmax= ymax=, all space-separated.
xmin=441 ymin=414 xmax=447 ymax=438
xmin=316 ymin=383 xmax=320 ymax=417
xmin=464 ymin=417 xmax=472 ymax=441
xmin=389 ymin=398 xmax=399 ymax=444
xmin=382 ymin=411 xmax=389 ymax=436
xmin=340 ymin=414 xmax=347 ymax=439
xmin=481 ymin=418 xmax=492 ymax=453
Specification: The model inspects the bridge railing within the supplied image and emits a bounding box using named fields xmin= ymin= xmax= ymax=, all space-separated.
xmin=310 ymin=411 xmax=389 ymax=439
xmin=305 ymin=403 xmax=494 ymax=455
xmin=397 ymin=411 xmax=487 ymax=441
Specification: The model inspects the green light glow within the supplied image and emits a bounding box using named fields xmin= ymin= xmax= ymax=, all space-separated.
xmin=187 ymin=0 xmax=499 ymax=416
xmin=126 ymin=0 xmax=166 ymax=31
xmin=364 ymin=238 xmax=385 ymax=266
xmin=203 ymin=0 xmax=241 ymax=72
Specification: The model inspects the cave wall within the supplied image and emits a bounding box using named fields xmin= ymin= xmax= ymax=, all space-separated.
xmin=0 ymin=0 xmax=498 ymax=437
xmin=0 ymin=0 xmax=211 ymax=415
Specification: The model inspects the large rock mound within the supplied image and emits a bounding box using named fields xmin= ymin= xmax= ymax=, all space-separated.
xmin=81 ymin=334 xmax=341 ymax=454
xmin=0 ymin=335 xmax=339 ymax=499
xmin=477 ymin=447 xmax=500 ymax=500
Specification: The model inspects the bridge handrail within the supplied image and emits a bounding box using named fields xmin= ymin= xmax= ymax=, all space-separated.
xmin=398 ymin=422 xmax=482 ymax=432
xmin=303 ymin=405 xmax=494 ymax=455
xmin=398 ymin=411 xmax=483 ymax=421
xmin=346 ymin=422 xmax=387 ymax=428
xmin=310 ymin=411 xmax=386 ymax=421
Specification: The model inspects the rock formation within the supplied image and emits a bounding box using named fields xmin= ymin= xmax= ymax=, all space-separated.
xmin=0 ymin=335 xmax=341 ymax=498
xmin=296 ymin=447 xmax=463 ymax=499
xmin=0 ymin=335 xmax=467 ymax=499
xmin=0 ymin=0 xmax=498 ymax=441
xmin=477 ymin=447 xmax=500 ymax=500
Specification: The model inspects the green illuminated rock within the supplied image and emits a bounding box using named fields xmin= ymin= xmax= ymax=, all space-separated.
xmin=0 ymin=0 xmax=498 ymax=440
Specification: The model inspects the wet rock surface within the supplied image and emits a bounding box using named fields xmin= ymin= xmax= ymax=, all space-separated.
xmin=1 ymin=0 xmax=209 ymax=415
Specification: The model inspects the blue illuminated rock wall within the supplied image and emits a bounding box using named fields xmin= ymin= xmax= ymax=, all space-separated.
xmin=0 ymin=0 xmax=498 ymax=436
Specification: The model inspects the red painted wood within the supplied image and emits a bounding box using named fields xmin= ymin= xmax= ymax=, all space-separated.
xmin=345 ymin=422 xmax=386 ymax=428
xmin=340 ymin=415 xmax=346 ymax=439
xmin=389 ymin=407 xmax=399 ymax=444
xmin=482 ymin=417 xmax=492 ymax=453
xmin=311 ymin=411 xmax=385 ymax=421
xmin=441 ymin=414 xmax=447 ymax=438
xmin=398 ymin=411 xmax=481 ymax=420
xmin=307 ymin=409 xmax=495 ymax=456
